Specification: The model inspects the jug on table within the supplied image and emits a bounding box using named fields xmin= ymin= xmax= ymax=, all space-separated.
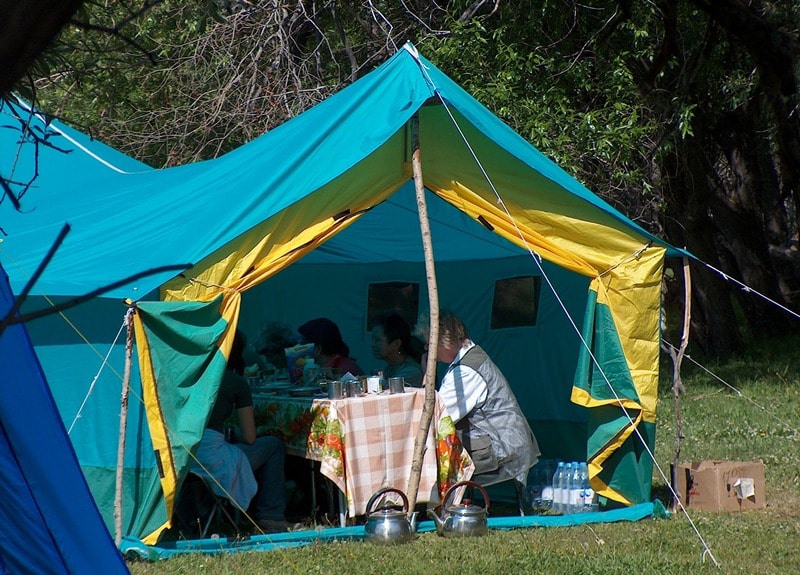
xmin=428 ymin=480 xmax=490 ymax=537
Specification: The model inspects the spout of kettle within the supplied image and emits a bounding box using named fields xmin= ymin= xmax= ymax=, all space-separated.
xmin=426 ymin=508 xmax=445 ymax=535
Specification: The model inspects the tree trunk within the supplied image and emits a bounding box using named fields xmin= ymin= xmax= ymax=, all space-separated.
xmin=0 ymin=0 xmax=83 ymax=94
xmin=661 ymin=138 xmax=744 ymax=356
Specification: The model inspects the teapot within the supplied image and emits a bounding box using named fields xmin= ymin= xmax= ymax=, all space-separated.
xmin=428 ymin=480 xmax=490 ymax=537
xmin=363 ymin=487 xmax=418 ymax=545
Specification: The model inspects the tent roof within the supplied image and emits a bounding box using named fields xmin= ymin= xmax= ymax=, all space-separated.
xmin=1 ymin=43 xmax=685 ymax=300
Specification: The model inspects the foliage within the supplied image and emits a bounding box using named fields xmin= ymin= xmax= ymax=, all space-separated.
xmin=20 ymin=1 xmax=800 ymax=350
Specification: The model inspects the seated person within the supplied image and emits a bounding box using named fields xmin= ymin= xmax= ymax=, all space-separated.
xmin=370 ymin=312 xmax=423 ymax=387
xmin=191 ymin=330 xmax=299 ymax=533
xmin=298 ymin=317 xmax=364 ymax=376
xmin=416 ymin=311 xmax=540 ymax=484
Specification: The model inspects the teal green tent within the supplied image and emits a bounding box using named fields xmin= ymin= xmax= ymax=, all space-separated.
xmin=1 ymin=44 xmax=688 ymax=542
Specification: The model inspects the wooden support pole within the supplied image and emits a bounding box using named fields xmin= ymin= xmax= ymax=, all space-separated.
xmin=114 ymin=307 xmax=134 ymax=545
xmin=406 ymin=112 xmax=441 ymax=516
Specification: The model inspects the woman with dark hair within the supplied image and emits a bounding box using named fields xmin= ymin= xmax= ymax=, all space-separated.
xmin=370 ymin=312 xmax=423 ymax=387
xmin=190 ymin=330 xmax=300 ymax=533
xmin=297 ymin=317 xmax=364 ymax=376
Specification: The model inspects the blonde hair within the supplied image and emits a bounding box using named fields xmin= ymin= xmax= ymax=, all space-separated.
xmin=415 ymin=310 xmax=469 ymax=348
xmin=439 ymin=311 xmax=468 ymax=348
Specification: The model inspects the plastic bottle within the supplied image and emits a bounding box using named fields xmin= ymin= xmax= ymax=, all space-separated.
xmin=303 ymin=358 xmax=319 ymax=386
xmin=552 ymin=461 xmax=565 ymax=514
xmin=562 ymin=462 xmax=574 ymax=514
xmin=578 ymin=462 xmax=595 ymax=512
xmin=569 ymin=462 xmax=582 ymax=514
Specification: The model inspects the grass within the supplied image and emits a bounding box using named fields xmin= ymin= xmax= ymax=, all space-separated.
xmin=128 ymin=336 xmax=800 ymax=575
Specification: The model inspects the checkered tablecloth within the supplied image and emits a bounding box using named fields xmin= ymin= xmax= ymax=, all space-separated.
xmin=254 ymin=389 xmax=474 ymax=517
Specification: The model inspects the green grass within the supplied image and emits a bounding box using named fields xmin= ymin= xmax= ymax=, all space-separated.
xmin=128 ymin=336 xmax=800 ymax=575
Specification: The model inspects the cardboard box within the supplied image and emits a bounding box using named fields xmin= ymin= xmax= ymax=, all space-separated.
xmin=673 ymin=460 xmax=766 ymax=512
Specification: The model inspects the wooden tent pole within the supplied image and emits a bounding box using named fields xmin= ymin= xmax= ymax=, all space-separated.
xmin=406 ymin=112 xmax=441 ymax=517
xmin=114 ymin=306 xmax=135 ymax=545
xmin=664 ymin=257 xmax=691 ymax=510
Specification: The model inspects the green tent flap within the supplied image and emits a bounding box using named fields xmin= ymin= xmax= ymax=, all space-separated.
xmin=134 ymin=296 xmax=230 ymax=540
xmin=573 ymin=289 xmax=640 ymax=404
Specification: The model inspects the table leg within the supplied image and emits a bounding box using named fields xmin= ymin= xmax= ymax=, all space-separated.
xmin=309 ymin=459 xmax=317 ymax=517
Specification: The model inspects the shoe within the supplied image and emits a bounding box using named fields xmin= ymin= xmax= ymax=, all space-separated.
xmin=255 ymin=518 xmax=306 ymax=534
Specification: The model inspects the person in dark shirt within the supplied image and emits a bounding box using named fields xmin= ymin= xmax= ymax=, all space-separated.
xmin=192 ymin=330 xmax=299 ymax=533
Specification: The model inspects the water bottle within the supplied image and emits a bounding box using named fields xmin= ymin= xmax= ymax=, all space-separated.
xmin=552 ymin=461 xmax=565 ymax=513
xmin=578 ymin=462 xmax=595 ymax=512
xmin=562 ymin=462 xmax=574 ymax=514
xmin=569 ymin=462 xmax=582 ymax=514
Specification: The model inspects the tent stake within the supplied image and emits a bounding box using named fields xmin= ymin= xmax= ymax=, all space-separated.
xmin=406 ymin=112 xmax=441 ymax=517
xmin=114 ymin=306 xmax=135 ymax=545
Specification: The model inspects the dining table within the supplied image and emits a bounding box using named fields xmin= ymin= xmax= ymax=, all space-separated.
xmin=251 ymin=386 xmax=474 ymax=524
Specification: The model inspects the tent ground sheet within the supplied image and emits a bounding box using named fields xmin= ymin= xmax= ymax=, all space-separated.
xmin=120 ymin=500 xmax=667 ymax=560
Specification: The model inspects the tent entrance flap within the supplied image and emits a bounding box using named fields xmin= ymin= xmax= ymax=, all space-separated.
xmin=133 ymin=295 xmax=232 ymax=542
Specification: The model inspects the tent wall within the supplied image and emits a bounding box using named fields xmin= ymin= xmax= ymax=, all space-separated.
xmin=1 ymin=267 xmax=129 ymax=574
xmin=20 ymin=296 xmax=168 ymax=538
xmin=238 ymin=255 xmax=591 ymax=460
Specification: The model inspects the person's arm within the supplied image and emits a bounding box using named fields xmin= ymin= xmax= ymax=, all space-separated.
xmin=236 ymin=405 xmax=257 ymax=445
xmin=438 ymin=365 xmax=487 ymax=422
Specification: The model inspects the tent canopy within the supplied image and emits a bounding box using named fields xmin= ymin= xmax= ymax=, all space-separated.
xmin=1 ymin=44 xmax=686 ymax=543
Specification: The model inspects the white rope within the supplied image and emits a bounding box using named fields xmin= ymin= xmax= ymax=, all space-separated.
xmin=662 ymin=340 xmax=798 ymax=432
xmin=12 ymin=96 xmax=148 ymax=175
xmin=405 ymin=47 xmax=720 ymax=565
xmin=67 ymin=315 xmax=127 ymax=435
xmin=699 ymin=260 xmax=800 ymax=321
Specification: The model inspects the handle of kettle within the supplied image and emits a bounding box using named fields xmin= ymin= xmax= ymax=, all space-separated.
xmin=441 ymin=480 xmax=491 ymax=511
xmin=365 ymin=487 xmax=409 ymax=515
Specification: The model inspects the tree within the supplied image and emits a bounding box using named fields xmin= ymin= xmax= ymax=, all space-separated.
xmin=23 ymin=0 xmax=800 ymax=355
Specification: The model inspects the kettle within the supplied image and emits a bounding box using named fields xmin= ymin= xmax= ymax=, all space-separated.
xmin=363 ymin=487 xmax=418 ymax=545
xmin=428 ymin=480 xmax=490 ymax=537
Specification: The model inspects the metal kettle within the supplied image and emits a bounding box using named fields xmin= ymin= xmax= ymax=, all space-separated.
xmin=428 ymin=480 xmax=490 ymax=537
xmin=363 ymin=487 xmax=418 ymax=545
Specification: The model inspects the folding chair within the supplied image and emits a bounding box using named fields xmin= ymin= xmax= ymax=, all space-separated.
xmin=174 ymin=472 xmax=241 ymax=538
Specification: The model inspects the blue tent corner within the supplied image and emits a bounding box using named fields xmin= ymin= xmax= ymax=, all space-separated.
xmin=0 ymin=264 xmax=128 ymax=575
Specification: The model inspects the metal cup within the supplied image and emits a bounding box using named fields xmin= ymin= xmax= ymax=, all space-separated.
xmin=328 ymin=380 xmax=344 ymax=400
xmin=388 ymin=377 xmax=405 ymax=394
xmin=347 ymin=380 xmax=362 ymax=398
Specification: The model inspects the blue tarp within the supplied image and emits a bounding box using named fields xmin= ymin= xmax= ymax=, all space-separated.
xmin=120 ymin=501 xmax=667 ymax=560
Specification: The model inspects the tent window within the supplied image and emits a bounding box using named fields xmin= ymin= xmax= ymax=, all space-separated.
xmin=366 ymin=282 xmax=420 ymax=331
xmin=491 ymin=276 xmax=541 ymax=329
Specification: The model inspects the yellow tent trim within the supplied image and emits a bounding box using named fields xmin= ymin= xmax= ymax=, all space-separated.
xmin=135 ymin=294 xmax=242 ymax=544
xmin=162 ymin=141 xmax=411 ymax=303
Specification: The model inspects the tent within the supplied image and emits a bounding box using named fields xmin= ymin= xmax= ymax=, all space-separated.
xmin=0 ymin=43 xmax=688 ymax=544
xmin=0 ymin=264 xmax=129 ymax=573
